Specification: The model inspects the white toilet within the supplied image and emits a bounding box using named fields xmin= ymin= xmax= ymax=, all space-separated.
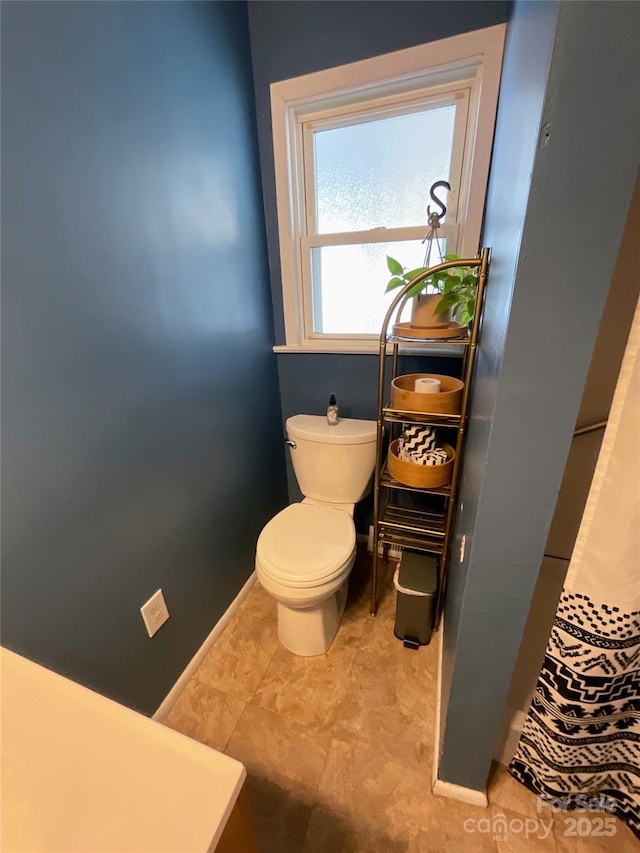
xmin=256 ymin=414 xmax=377 ymax=656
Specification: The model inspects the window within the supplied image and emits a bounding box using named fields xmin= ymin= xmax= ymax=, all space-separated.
xmin=271 ymin=26 xmax=505 ymax=352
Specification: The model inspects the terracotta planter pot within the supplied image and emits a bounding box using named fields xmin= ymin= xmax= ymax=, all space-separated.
xmin=410 ymin=292 xmax=450 ymax=328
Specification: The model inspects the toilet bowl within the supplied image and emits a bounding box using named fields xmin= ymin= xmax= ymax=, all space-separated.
xmin=255 ymin=415 xmax=377 ymax=656
xmin=256 ymin=501 xmax=356 ymax=656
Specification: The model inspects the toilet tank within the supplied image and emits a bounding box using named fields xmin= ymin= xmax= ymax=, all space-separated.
xmin=286 ymin=415 xmax=377 ymax=504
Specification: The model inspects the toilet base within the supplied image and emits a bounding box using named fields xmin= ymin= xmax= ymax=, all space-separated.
xmin=277 ymin=580 xmax=348 ymax=656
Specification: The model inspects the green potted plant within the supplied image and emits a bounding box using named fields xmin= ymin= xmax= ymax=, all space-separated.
xmin=385 ymin=254 xmax=478 ymax=327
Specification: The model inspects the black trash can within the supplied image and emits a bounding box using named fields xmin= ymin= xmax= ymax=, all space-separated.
xmin=393 ymin=550 xmax=437 ymax=648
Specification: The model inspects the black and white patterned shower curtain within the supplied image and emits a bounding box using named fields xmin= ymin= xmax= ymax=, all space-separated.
xmin=509 ymin=299 xmax=640 ymax=839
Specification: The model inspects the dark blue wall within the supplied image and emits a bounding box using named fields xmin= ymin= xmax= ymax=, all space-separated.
xmin=1 ymin=1 xmax=287 ymax=715
xmin=248 ymin=0 xmax=512 ymax=343
xmin=247 ymin=0 xmax=512 ymax=508
xmin=438 ymin=0 xmax=640 ymax=789
xmin=278 ymin=353 xmax=461 ymax=533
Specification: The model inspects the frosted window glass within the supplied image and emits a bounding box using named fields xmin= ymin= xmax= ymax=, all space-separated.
xmin=311 ymin=240 xmax=447 ymax=335
xmin=314 ymin=106 xmax=456 ymax=234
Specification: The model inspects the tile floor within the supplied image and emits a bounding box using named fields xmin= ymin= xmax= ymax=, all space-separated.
xmin=164 ymin=549 xmax=637 ymax=852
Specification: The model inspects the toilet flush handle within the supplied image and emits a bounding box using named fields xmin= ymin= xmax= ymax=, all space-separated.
xmin=284 ymin=439 xmax=297 ymax=449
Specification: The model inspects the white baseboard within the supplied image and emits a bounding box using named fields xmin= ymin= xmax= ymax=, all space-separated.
xmin=431 ymin=621 xmax=444 ymax=790
xmin=493 ymin=707 xmax=527 ymax=766
xmin=152 ymin=571 xmax=257 ymax=721
xmin=432 ymin=779 xmax=489 ymax=808
xmin=431 ymin=614 xmax=488 ymax=808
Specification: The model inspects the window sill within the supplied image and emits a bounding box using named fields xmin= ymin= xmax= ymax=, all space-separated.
xmin=272 ymin=343 xmax=466 ymax=357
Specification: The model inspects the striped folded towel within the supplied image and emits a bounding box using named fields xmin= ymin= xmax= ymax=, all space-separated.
xmin=398 ymin=425 xmax=448 ymax=466
xmin=400 ymin=424 xmax=437 ymax=455
xmin=412 ymin=447 xmax=448 ymax=466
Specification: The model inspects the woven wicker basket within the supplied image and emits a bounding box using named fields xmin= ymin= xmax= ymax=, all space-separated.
xmin=388 ymin=439 xmax=455 ymax=488
xmin=390 ymin=374 xmax=464 ymax=415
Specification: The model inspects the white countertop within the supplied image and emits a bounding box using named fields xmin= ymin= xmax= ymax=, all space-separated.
xmin=1 ymin=647 xmax=246 ymax=852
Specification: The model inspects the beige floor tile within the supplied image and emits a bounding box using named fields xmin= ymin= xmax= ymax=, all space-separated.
xmin=225 ymin=703 xmax=329 ymax=853
xmin=332 ymin=646 xmax=436 ymax=776
xmin=413 ymin=793 xmax=498 ymax=852
xmin=348 ymin=646 xmax=399 ymax=706
xmin=408 ymin=827 xmax=497 ymax=852
xmin=252 ymin=644 xmax=355 ymax=738
xmin=303 ymin=804 xmax=410 ymax=853
xmin=163 ymin=679 xmax=245 ymax=752
xmin=487 ymin=761 xmax=543 ymax=819
xmin=195 ymin=581 xmax=278 ymax=702
xmin=339 ymin=696 xmax=435 ymax=776
xmin=243 ymin=775 xmax=317 ymax=853
xmin=396 ymin=642 xmax=439 ymax=722
xmin=160 ymin=562 xmax=637 ymax=853
xmin=308 ymin=738 xmax=420 ymax=847
xmin=237 ymin=577 xmax=278 ymax=624
xmin=241 ymin=578 xmax=273 ymax=610
xmin=308 ymin=739 xmax=498 ymax=852
xmin=225 ymin=703 xmax=329 ymax=796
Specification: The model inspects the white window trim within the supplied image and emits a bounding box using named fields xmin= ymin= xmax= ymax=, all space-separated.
xmin=271 ymin=25 xmax=506 ymax=354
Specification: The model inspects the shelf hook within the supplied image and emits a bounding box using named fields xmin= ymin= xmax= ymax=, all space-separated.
xmin=427 ymin=180 xmax=451 ymax=226
xmin=422 ymin=179 xmax=451 ymax=266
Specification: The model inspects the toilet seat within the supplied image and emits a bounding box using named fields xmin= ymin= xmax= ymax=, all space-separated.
xmin=256 ymin=503 xmax=355 ymax=589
